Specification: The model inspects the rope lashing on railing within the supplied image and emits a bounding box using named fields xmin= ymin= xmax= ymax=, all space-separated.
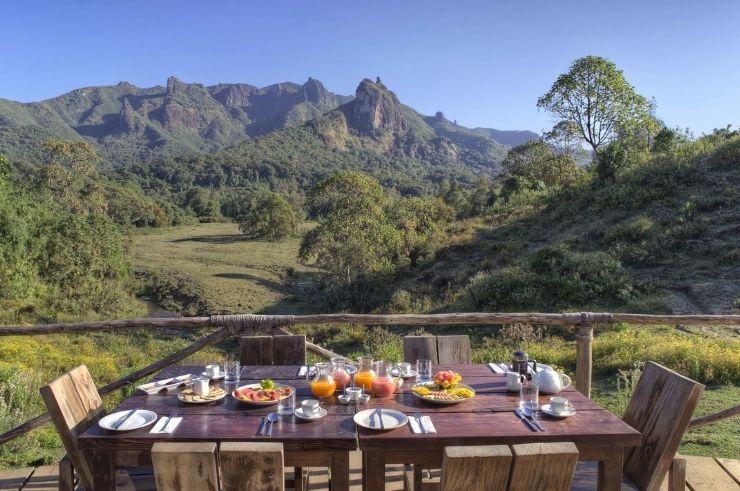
xmin=209 ymin=314 xmax=296 ymax=336
xmin=561 ymin=312 xmax=613 ymax=340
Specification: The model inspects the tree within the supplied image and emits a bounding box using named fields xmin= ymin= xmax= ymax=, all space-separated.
xmin=501 ymin=140 xmax=582 ymax=189
xmin=238 ymin=191 xmax=299 ymax=241
xmin=537 ymin=56 xmax=652 ymax=156
xmin=389 ymin=197 xmax=450 ymax=267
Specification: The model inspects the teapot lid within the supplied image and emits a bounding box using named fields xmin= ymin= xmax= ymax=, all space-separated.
xmin=512 ymin=348 xmax=527 ymax=358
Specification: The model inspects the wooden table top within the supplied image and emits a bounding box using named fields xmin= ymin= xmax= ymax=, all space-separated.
xmin=77 ymin=364 xmax=640 ymax=453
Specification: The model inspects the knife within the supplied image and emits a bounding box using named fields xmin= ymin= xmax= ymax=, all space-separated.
xmin=514 ymin=408 xmax=538 ymax=431
xmin=258 ymin=416 xmax=268 ymax=435
xmin=376 ymin=408 xmax=384 ymax=429
xmin=112 ymin=409 xmax=137 ymax=430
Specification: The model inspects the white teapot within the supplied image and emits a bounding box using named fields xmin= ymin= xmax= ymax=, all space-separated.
xmin=534 ymin=367 xmax=571 ymax=394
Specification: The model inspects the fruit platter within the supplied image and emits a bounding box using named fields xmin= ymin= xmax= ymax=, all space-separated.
xmin=411 ymin=370 xmax=475 ymax=404
xmin=232 ymin=379 xmax=295 ymax=405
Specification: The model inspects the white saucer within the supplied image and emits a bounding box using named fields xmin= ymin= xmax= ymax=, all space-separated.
xmin=390 ymin=367 xmax=417 ymax=379
xmin=294 ymin=407 xmax=328 ymax=420
xmin=541 ymin=404 xmax=576 ymax=418
xmin=201 ymin=371 xmax=225 ymax=380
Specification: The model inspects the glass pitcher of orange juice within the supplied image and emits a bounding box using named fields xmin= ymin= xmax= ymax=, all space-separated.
xmin=310 ymin=362 xmax=336 ymax=398
xmin=354 ymin=356 xmax=376 ymax=391
xmin=330 ymin=356 xmax=352 ymax=391
xmin=371 ymin=360 xmax=396 ymax=397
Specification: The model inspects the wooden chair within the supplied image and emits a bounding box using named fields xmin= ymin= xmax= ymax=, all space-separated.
xmin=437 ymin=335 xmax=471 ymax=364
xmin=239 ymin=334 xmax=306 ymax=365
xmin=571 ymin=361 xmax=704 ymax=491
xmin=622 ymin=361 xmax=704 ymax=491
xmin=152 ymin=442 xmax=219 ymax=491
xmin=508 ymin=442 xmax=578 ymax=491
xmin=220 ymin=442 xmax=285 ymax=491
xmin=415 ymin=443 xmax=578 ymax=491
xmin=151 ymin=442 xmax=285 ymax=491
xmin=403 ymin=335 xmax=438 ymax=364
xmin=39 ymin=365 xmax=107 ymax=491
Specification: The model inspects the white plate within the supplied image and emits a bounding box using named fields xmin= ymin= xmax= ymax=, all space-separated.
xmin=137 ymin=374 xmax=194 ymax=394
xmin=354 ymin=409 xmax=408 ymax=430
xmin=232 ymin=384 xmax=295 ymax=406
xmin=541 ymin=403 xmax=576 ymax=418
xmin=411 ymin=383 xmax=476 ymax=405
xmin=99 ymin=409 xmax=158 ymax=431
xmin=293 ymin=407 xmax=328 ymax=421
xmin=390 ymin=367 xmax=417 ymax=379
xmin=201 ymin=371 xmax=225 ymax=381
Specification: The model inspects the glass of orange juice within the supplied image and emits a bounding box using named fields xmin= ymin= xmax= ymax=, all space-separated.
xmin=355 ymin=356 xmax=376 ymax=391
xmin=310 ymin=362 xmax=336 ymax=398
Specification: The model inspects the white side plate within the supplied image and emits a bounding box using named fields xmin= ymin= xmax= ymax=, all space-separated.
xmin=354 ymin=408 xmax=408 ymax=430
xmin=99 ymin=410 xmax=158 ymax=431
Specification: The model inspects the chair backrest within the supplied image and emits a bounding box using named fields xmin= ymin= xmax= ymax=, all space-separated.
xmin=622 ymin=361 xmax=704 ymax=491
xmin=152 ymin=442 xmax=219 ymax=491
xmin=239 ymin=334 xmax=306 ymax=365
xmin=39 ymin=365 xmax=104 ymax=491
xmin=403 ymin=335 xmax=438 ymax=364
xmin=440 ymin=445 xmax=512 ymax=491
xmin=220 ymin=442 xmax=285 ymax=491
xmin=508 ymin=442 xmax=579 ymax=491
xmin=437 ymin=335 xmax=471 ymax=364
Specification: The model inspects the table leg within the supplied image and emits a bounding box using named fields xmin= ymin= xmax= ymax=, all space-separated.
xmin=598 ymin=446 xmax=624 ymax=491
xmin=330 ymin=451 xmax=350 ymax=491
xmin=91 ymin=450 xmax=116 ymax=491
xmin=363 ymin=451 xmax=386 ymax=491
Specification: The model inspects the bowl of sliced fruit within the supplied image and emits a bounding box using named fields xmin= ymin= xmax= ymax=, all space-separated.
xmin=411 ymin=370 xmax=475 ymax=405
xmin=232 ymin=379 xmax=295 ymax=405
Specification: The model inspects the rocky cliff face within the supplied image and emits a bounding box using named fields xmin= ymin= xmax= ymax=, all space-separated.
xmin=346 ymin=78 xmax=405 ymax=135
xmin=303 ymin=78 xmax=334 ymax=108
xmin=116 ymin=97 xmax=145 ymax=135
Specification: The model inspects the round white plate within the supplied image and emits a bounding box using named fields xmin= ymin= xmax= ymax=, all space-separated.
xmin=99 ymin=409 xmax=157 ymax=431
xmin=293 ymin=407 xmax=328 ymax=421
xmin=201 ymin=371 xmax=225 ymax=380
xmin=390 ymin=367 xmax=417 ymax=379
xmin=354 ymin=409 xmax=408 ymax=430
xmin=232 ymin=384 xmax=295 ymax=406
xmin=541 ymin=403 xmax=576 ymax=418
xmin=411 ymin=383 xmax=476 ymax=405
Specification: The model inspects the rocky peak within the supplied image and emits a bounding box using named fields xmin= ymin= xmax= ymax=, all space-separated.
xmin=166 ymin=76 xmax=185 ymax=96
xmin=347 ymin=78 xmax=405 ymax=135
xmin=303 ymin=78 xmax=333 ymax=107
xmin=435 ymin=111 xmax=446 ymax=121
xmin=116 ymin=97 xmax=144 ymax=135
xmin=210 ymin=83 xmax=258 ymax=107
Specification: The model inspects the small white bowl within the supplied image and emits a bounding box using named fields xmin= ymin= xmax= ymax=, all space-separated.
xmin=337 ymin=394 xmax=351 ymax=405
xmin=357 ymin=394 xmax=371 ymax=404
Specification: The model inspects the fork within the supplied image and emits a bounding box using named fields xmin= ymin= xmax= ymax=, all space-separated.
xmin=414 ymin=409 xmax=426 ymax=433
xmin=162 ymin=409 xmax=179 ymax=432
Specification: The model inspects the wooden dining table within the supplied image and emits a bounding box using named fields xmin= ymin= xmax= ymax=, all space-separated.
xmin=77 ymin=364 xmax=640 ymax=491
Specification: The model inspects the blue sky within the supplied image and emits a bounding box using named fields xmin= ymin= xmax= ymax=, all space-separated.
xmin=1 ymin=0 xmax=737 ymax=135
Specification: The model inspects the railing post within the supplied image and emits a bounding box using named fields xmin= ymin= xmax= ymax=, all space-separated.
xmin=575 ymin=314 xmax=593 ymax=398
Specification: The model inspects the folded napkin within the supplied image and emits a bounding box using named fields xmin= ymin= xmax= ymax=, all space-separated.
xmin=498 ymin=363 xmax=511 ymax=372
xmin=409 ymin=415 xmax=437 ymax=434
xmin=488 ymin=363 xmax=504 ymax=374
xmin=150 ymin=415 xmax=183 ymax=434
xmin=297 ymin=365 xmax=308 ymax=377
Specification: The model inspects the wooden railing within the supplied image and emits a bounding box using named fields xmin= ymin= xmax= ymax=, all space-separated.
xmin=0 ymin=312 xmax=738 ymax=445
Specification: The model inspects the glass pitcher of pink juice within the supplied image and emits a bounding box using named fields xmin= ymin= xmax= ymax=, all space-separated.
xmin=330 ymin=356 xmax=352 ymax=391
xmin=371 ymin=361 xmax=396 ymax=397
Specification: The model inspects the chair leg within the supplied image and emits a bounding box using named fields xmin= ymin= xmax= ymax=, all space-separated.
xmin=294 ymin=467 xmax=304 ymax=491
xmin=58 ymin=454 xmax=74 ymax=491
xmin=668 ymin=457 xmax=686 ymax=491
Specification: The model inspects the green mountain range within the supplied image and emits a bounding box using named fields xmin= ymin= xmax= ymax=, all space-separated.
xmin=0 ymin=76 xmax=537 ymax=172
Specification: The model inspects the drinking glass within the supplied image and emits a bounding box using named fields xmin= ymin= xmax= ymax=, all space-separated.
xmin=277 ymin=389 xmax=295 ymax=415
xmin=224 ymin=360 xmax=240 ymax=382
xmin=520 ymin=380 xmax=539 ymax=411
xmin=416 ymin=359 xmax=433 ymax=383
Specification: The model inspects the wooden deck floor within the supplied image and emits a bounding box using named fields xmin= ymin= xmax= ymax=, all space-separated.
xmin=1 ymin=454 xmax=738 ymax=490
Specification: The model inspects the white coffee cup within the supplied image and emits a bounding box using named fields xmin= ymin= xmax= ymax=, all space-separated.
xmin=205 ymin=364 xmax=221 ymax=378
xmin=506 ymin=372 xmax=524 ymax=392
xmin=302 ymin=399 xmax=320 ymax=416
xmin=192 ymin=377 xmax=210 ymax=396
xmin=550 ymin=396 xmax=570 ymax=414
xmin=397 ymin=362 xmax=412 ymax=376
